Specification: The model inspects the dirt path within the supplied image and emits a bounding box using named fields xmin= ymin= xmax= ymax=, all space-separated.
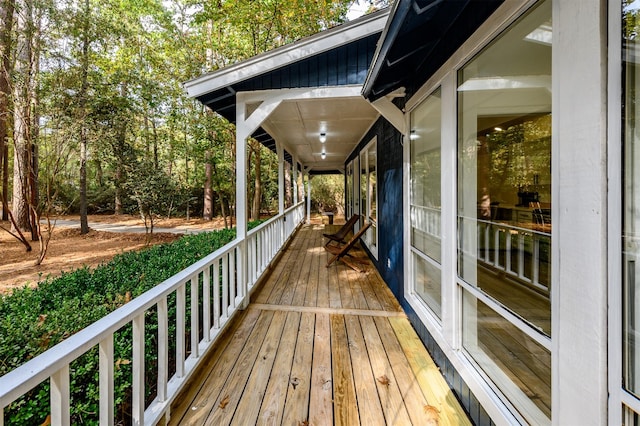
xmin=0 ymin=215 xmax=228 ymax=295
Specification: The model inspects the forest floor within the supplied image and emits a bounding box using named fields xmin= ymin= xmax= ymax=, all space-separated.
xmin=0 ymin=214 xmax=228 ymax=295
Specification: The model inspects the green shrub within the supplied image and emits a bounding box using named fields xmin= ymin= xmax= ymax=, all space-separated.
xmin=0 ymin=220 xmax=265 ymax=425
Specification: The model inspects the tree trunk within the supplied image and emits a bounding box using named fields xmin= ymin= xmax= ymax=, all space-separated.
xmin=203 ymin=150 xmax=213 ymax=220
xmin=78 ymin=0 xmax=90 ymax=234
xmin=114 ymin=84 xmax=127 ymax=215
xmin=0 ymin=0 xmax=14 ymax=222
xmin=12 ymin=0 xmax=34 ymax=232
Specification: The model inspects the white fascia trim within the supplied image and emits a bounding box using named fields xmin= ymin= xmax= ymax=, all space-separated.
xmin=183 ymin=10 xmax=389 ymax=99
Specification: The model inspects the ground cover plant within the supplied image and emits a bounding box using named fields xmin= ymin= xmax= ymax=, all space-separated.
xmin=0 ymin=221 xmax=263 ymax=425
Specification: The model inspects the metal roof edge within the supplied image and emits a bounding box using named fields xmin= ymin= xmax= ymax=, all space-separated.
xmin=183 ymin=8 xmax=390 ymax=99
xmin=362 ymin=0 xmax=410 ymax=100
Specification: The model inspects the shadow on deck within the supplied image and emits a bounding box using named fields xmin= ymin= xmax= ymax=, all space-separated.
xmin=168 ymin=221 xmax=471 ymax=425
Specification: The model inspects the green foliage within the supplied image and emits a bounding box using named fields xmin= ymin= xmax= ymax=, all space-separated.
xmin=0 ymin=220 xmax=265 ymax=425
xmin=312 ymin=174 xmax=344 ymax=214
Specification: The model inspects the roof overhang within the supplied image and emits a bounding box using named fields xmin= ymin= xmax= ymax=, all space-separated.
xmin=363 ymin=0 xmax=505 ymax=101
xmin=184 ymin=9 xmax=389 ymax=175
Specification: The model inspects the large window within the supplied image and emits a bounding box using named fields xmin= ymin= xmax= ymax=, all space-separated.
xmin=360 ymin=138 xmax=377 ymax=257
xmin=457 ymin=0 xmax=551 ymax=423
xmin=410 ymin=88 xmax=442 ymax=318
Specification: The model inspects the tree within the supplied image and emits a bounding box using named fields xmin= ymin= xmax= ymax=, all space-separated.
xmin=0 ymin=0 xmax=14 ymax=222
xmin=12 ymin=0 xmax=39 ymax=237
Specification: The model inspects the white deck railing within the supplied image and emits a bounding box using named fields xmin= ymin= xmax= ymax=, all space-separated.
xmin=458 ymin=216 xmax=552 ymax=294
xmin=0 ymin=201 xmax=305 ymax=426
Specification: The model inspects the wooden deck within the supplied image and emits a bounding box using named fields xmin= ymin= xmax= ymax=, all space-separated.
xmin=168 ymin=221 xmax=471 ymax=425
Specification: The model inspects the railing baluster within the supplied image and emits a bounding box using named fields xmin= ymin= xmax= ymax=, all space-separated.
xmin=214 ymin=261 xmax=220 ymax=329
xmin=190 ymin=277 xmax=199 ymax=359
xmin=176 ymin=284 xmax=186 ymax=378
xmin=203 ymin=268 xmax=211 ymax=342
xmin=132 ymin=314 xmax=145 ymax=425
xmin=506 ymin=232 xmax=512 ymax=273
xmin=494 ymin=227 xmax=500 ymax=267
xmin=158 ymin=297 xmax=168 ymax=402
xmin=222 ymin=253 xmax=229 ymax=319
xmin=518 ymin=233 xmax=525 ymax=279
xmin=51 ymin=365 xmax=70 ymax=426
xmin=533 ymin=236 xmax=540 ymax=286
xmin=99 ymin=335 xmax=114 ymax=425
xmin=229 ymin=250 xmax=236 ymax=309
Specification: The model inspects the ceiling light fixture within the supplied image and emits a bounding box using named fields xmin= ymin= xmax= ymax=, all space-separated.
xmin=321 ymin=150 xmax=326 ymax=159
xmin=319 ymin=132 xmax=327 ymax=143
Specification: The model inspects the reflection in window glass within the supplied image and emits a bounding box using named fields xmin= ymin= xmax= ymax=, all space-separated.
xmin=410 ymin=88 xmax=442 ymax=317
xmin=624 ymin=0 xmax=640 ymax=401
xmin=457 ymin=1 xmax=551 ymax=423
xmin=462 ymin=291 xmax=551 ymax=422
xmin=457 ymin=0 xmax=551 ymax=336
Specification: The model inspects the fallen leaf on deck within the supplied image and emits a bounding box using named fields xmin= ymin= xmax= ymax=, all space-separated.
xmin=377 ymin=375 xmax=390 ymax=386
xmin=298 ymin=421 xmax=309 ymax=426
xmin=424 ymin=405 xmax=440 ymax=425
xmin=40 ymin=415 xmax=51 ymax=426
xmin=220 ymin=395 xmax=230 ymax=409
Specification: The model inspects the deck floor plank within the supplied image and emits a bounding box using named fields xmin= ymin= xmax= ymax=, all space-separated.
xmin=330 ymin=314 xmax=359 ymax=425
xmin=389 ymin=316 xmax=473 ymax=426
xmin=230 ymin=310 xmax=289 ymax=425
xmin=168 ymin=307 xmax=261 ymax=425
xmin=281 ymin=311 xmax=316 ymax=425
xmin=308 ymin=313 xmax=333 ymax=426
xmin=344 ymin=314 xmax=386 ymax=425
xmin=203 ymin=311 xmax=275 ymax=425
xmin=255 ymin=311 xmax=302 ymax=425
xmin=316 ymin=240 xmax=330 ymax=308
xmin=359 ymin=315 xmax=413 ymax=425
xmin=290 ymin=227 xmax=314 ymax=306
xmin=372 ymin=316 xmax=430 ymax=425
xmin=304 ymin=231 xmax=321 ymax=308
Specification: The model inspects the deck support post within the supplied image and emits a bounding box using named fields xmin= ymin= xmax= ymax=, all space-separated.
xmin=307 ymin=174 xmax=312 ymax=224
xmin=236 ymin=92 xmax=285 ymax=308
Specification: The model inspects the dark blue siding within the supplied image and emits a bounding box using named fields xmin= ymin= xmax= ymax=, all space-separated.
xmin=199 ymin=33 xmax=380 ymax=123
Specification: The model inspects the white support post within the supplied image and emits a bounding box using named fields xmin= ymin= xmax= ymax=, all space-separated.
xmin=157 ymin=297 xmax=168 ymax=402
xmin=293 ymin=157 xmax=298 ymax=205
xmin=236 ymin=95 xmax=252 ymax=310
xmin=99 ymin=335 xmax=114 ymax=425
xmin=190 ymin=277 xmax=199 ymax=359
xmin=51 ymin=365 xmax=70 ymax=426
xmin=307 ymin=175 xmax=312 ymax=224
xmin=132 ymin=314 xmax=145 ymax=425
xmin=276 ymin=141 xmax=285 ymax=216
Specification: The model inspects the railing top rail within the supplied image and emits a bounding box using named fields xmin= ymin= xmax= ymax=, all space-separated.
xmin=459 ymin=215 xmax=551 ymax=238
xmin=247 ymin=213 xmax=283 ymax=236
xmin=246 ymin=201 xmax=304 ymax=237
xmin=0 ymin=237 xmax=242 ymax=406
xmin=284 ymin=201 xmax=305 ymax=214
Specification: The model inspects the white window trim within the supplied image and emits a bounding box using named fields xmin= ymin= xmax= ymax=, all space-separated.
xmin=609 ymin=0 xmax=624 ymax=423
xmin=360 ymin=137 xmax=378 ymax=259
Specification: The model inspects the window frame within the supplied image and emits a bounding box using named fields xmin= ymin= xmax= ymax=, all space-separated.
xmin=360 ymin=137 xmax=378 ymax=258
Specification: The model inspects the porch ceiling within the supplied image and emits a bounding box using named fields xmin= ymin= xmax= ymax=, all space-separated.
xmin=261 ymin=96 xmax=379 ymax=173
